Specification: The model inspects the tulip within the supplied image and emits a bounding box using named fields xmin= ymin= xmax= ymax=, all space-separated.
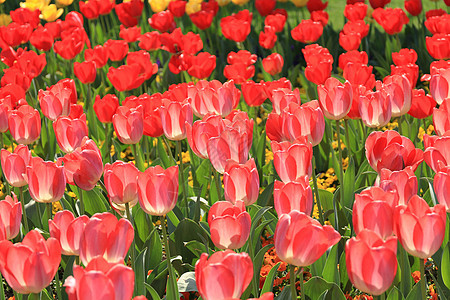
xmin=26 ymin=157 xmax=66 ymax=203
xmin=160 ymin=99 xmax=193 ymax=141
xmin=220 ymin=10 xmax=252 ymax=42
xmin=344 ymin=62 xmax=376 ymax=90
xmin=430 ymin=67 xmax=450 ymax=105
xmin=168 ymin=1 xmax=186 ymax=17
xmin=1 ymin=145 xmax=31 ymax=187
xmin=0 ymin=230 xmax=61 ymax=294
xmin=372 ymin=7 xmax=409 ymax=35
xmin=185 ymin=52 xmax=217 ymax=80
xmin=343 ymin=20 xmax=370 ymax=38
xmin=190 ymin=10 xmax=215 ymax=30
xmin=85 ymin=45 xmax=108 ymax=68
xmin=115 ymin=0 xmax=144 ymax=28
xmin=365 ymin=130 xmax=423 ymax=173
xmin=107 ymin=64 xmax=146 ymax=92
xmin=49 ymin=210 xmax=89 ymax=256
xmin=275 ymin=210 xmax=341 ymax=266
xmin=391 ymin=63 xmax=419 ymax=88
xmin=265 ymin=12 xmax=287 ymax=33
xmin=291 ymin=19 xmax=323 ymax=44
xmin=307 ymin=0 xmax=328 ymax=12
xmin=344 ymin=2 xmax=368 ymax=21
xmin=423 ymin=134 xmax=450 ymax=172
xmin=208 ymin=200 xmax=251 ymax=249
xmin=12 ymin=50 xmax=46 ymax=81
xmin=74 ymin=61 xmax=97 ymax=84
xmin=137 ymin=165 xmax=179 ymax=216
xmin=104 ymin=161 xmax=140 ymax=211
xmin=311 ymin=10 xmax=329 ymax=27
xmin=408 ymin=89 xmax=436 ymax=119
xmin=379 ymin=167 xmax=417 ymax=205
xmin=255 ymin=0 xmax=276 ymax=16
xmin=79 ymin=212 xmax=134 ymax=265
xmin=30 ymin=26 xmax=54 ymax=51
xmin=262 ymin=53 xmax=284 ymax=76
xmin=186 ymin=114 xmax=226 ymax=159
xmin=93 ymin=94 xmax=119 ymax=123
xmin=305 ymin=59 xmax=333 ymax=85
xmin=223 ymin=159 xmax=259 ymax=206
xmin=272 ymin=139 xmax=313 ymax=183
xmin=339 ymin=32 xmax=362 ymax=51
xmin=317 ymin=77 xmax=353 ymax=120
xmin=0 ymin=193 xmax=22 ymax=241
xmin=274 ymin=176 xmax=313 ymax=216
xmin=53 ymin=114 xmax=89 ymax=153
xmin=392 ymin=48 xmax=418 ymax=66
xmin=259 ymin=26 xmax=277 ymax=49
xmin=426 ymin=34 xmax=450 ymax=60
xmin=383 ymin=74 xmax=412 ymax=117
xmin=54 ymin=29 xmax=87 ymax=60
xmin=394 ymin=195 xmax=446 ymax=259
xmin=38 ymin=81 xmax=72 ymax=121
xmin=138 ymin=31 xmax=161 ymax=51
xmin=148 ymin=10 xmax=176 ymax=32
xmin=58 ymin=138 xmax=103 ymax=191
xmin=0 ymin=22 xmax=32 ymax=48
xmin=358 ymin=88 xmax=392 ymax=128
xmin=241 ymin=81 xmax=268 ymax=107
xmin=224 ymin=62 xmax=255 ymax=84
xmin=119 ymin=25 xmax=141 ymax=43
xmin=195 ymin=250 xmax=253 ymax=300
xmin=346 ymin=230 xmax=398 ymax=296
xmin=8 ymin=105 xmax=41 ymax=145
xmin=2 ymin=68 xmax=31 ymax=93
xmin=112 ymin=106 xmax=144 ymax=144
xmin=64 ymin=257 xmax=135 ymax=300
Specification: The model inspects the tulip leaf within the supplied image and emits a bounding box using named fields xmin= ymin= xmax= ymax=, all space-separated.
xmin=405 ymin=280 xmax=422 ymax=300
xmin=310 ymin=252 xmax=326 ymax=277
xmin=254 ymin=244 xmax=274 ymax=284
xmin=157 ymin=137 xmax=173 ymax=169
xmin=322 ymin=244 xmax=340 ymax=285
xmin=261 ymin=262 xmax=281 ymax=295
xmin=387 ymin=286 xmax=405 ymax=300
xmin=145 ymin=229 xmax=163 ymax=271
xmin=398 ymin=245 xmax=412 ymax=297
xmin=274 ymin=284 xmax=292 ymax=300
xmin=442 ymin=242 xmax=450 ymax=289
xmin=41 ymin=289 xmax=53 ymax=300
xmin=339 ymin=251 xmax=351 ymax=294
xmin=303 ymin=276 xmax=345 ymax=300
xmin=342 ymin=157 xmax=355 ymax=211
xmin=135 ymin=248 xmax=147 ymax=296
xmin=144 ymin=282 xmax=163 ymax=300
xmin=195 ymin=159 xmax=211 ymax=187
xmin=185 ymin=240 xmax=208 ymax=258
xmin=78 ymin=188 xmax=108 ymax=217
xmin=257 ymin=182 xmax=274 ymax=207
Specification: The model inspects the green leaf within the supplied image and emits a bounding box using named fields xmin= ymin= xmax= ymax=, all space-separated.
xmin=171 ymin=218 xmax=211 ymax=264
xmin=322 ymin=244 xmax=340 ymax=285
xmin=135 ymin=248 xmax=147 ymax=296
xmin=257 ymin=182 xmax=274 ymax=207
xmin=442 ymin=242 xmax=450 ymax=289
xmin=387 ymin=286 xmax=405 ymax=300
xmin=133 ymin=206 xmax=152 ymax=244
xmin=303 ymin=276 xmax=346 ymax=300
xmin=75 ymin=188 xmax=108 ymax=217
xmin=398 ymin=245 xmax=412 ymax=297
xmin=145 ymin=282 xmax=163 ymax=300
xmin=145 ymin=229 xmax=163 ymax=271
xmin=405 ymin=281 xmax=422 ymax=300
xmin=342 ymin=158 xmax=355 ymax=210
xmin=157 ymin=137 xmax=173 ymax=168
xmin=261 ymin=262 xmax=281 ymax=295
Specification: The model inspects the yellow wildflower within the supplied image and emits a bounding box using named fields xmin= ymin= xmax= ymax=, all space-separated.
xmin=290 ymin=0 xmax=308 ymax=7
xmin=182 ymin=151 xmax=190 ymax=164
xmin=52 ymin=201 xmax=63 ymax=214
xmin=265 ymin=149 xmax=273 ymax=164
xmin=56 ymin=0 xmax=73 ymax=7
xmin=67 ymin=191 xmax=77 ymax=198
xmin=40 ymin=4 xmax=64 ymax=22
xmin=149 ymin=0 xmax=170 ymax=13
xmin=20 ymin=0 xmax=49 ymax=11
xmin=0 ymin=14 xmax=11 ymax=26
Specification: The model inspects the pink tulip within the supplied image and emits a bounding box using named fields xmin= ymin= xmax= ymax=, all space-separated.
xmin=38 ymin=81 xmax=72 ymax=121
xmin=195 ymin=250 xmax=253 ymax=300
xmin=53 ymin=114 xmax=89 ymax=153
xmin=26 ymin=157 xmax=66 ymax=203
xmin=358 ymin=88 xmax=392 ymax=128
xmin=270 ymin=88 xmax=301 ymax=115
xmin=1 ymin=144 xmax=31 ymax=187
xmin=274 ymin=176 xmax=313 ymax=216
xmin=112 ymin=105 xmax=144 ymax=144
xmin=49 ymin=210 xmax=89 ymax=256
xmin=104 ymin=161 xmax=140 ymax=211
xmin=434 ymin=165 xmax=450 ymax=212
xmin=58 ymin=138 xmax=103 ymax=191
xmin=271 ymin=139 xmax=313 ymax=183
xmin=275 ymin=210 xmax=340 ymax=266
xmin=208 ymin=201 xmax=251 ymax=250
xmin=223 ymin=159 xmax=259 ymax=206
xmin=0 ymin=230 xmax=61 ymax=294
xmin=394 ymin=195 xmax=447 ymax=259
xmin=137 ymin=165 xmax=179 ymax=216
xmin=383 ymin=74 xmax=412 ymax=117
xmin=346 ymin=230 xmax=398 ymax=296
xmin=0 ymin=193 xmax=22 ymax=241
xmin=432 ymin=97 xmax=450 ymax=136
xmin=160 ymin=99 xmax=193 ymax=141
xmin=186 ymin=114 xmax=225 ymax=159
xmin=0 ymin=102 xmax=10 ymax=133
xmin=79 ymin=212 xmax=134 ymax=265
xmin=379 ymin=167 xmax=417 ymax=205
xmin=430 ymin=67 xmax=450 ymax=105
xmin=423 ymin=134 xmax=450 ymax=172
xmin=64 ymin=257 xmax=134 ymax=300
xmin=8 ymin=105 xmax=41 ymax=145
xmin=317 ymin=77 xmax=353 ymax=120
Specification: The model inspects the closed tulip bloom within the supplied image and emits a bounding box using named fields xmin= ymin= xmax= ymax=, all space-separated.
xmin=116 ymin=0 xmax=144 ymax=28
xmin=358 ymin=88 xmax=392 ymax=128
xmin=434 ymin=166 xmax=450 ymax=212
xmin=220 ymin=10 xmax=252 ymax=42
xmin=291 ymin=19 xmax=323 ymax=44
xmin=186 ymin=114 xmax=225 ymax=159
xmin=344 ymin=2 xmax=368 ymax=21
xmin=339 ymin=32 xmax=362 ymax=51
xmin=79 ymin=212 xmax=134 ymax=265
xmin=383 ymin=74 xmax=412 ymax=117
xmin=241 ymin=80 xmax=268 ymax=107
xmin=274 ymin=176 xmax=313 ymax=216
xmin=59 ymin=138 xmax=103 ymax=191
xmin=379 ymin=167 xmax=417 ymax=205
xmin=265 ymin=12 xmax=287 ymax=33
xmin=262 ymin=53 xmax=284 ymax=76
xmin=344 ymin=62 xmax=376 ymax=90
xmin=0 ymin=230 xmax=61 ymax=294
xmin=317 ymin=77 xmax=353 ymax=120
xmin=259 ymin=26 xmax=277 ymax=49
xmin=104 ymin=39 xmax=129 ymax=62
xmin=8 ymin=105 xmax=41 ymax=145
xmin=208 ymin=201 xmax=251 ymax=249
xmin=93 ymin=94 xmax=119 ymax=123
xmin=113 ymin=106 xmax=144 ymax=144
xmin=408 ymin=89 xmax=436 ymax=119
xmin=185 ymin=52 xmax=216 ymax=80
xmin=195 ymin=250 xmax=253 ymax=300
xmin=272 ymin=139 xmax=313 ymax=183
xmin=1 ymin=145 xmax=31 ymax=187
xmin=255 ymin=0 xmax=276 ymax=16
xmin=53 ymin=114 xmax=89 ymax=153
xmin=275 ymin=210 xmax=340 ymax=266
xmin=38 ymin=79 xmax=72 ymax=121
xmin=107 ymin=64 xmax=146 ymax=92
xmin=426 ymin=34 xmax=450 ymax=60
xmin=64 ymin=257 xmax=134 ymax=300
xmin=394 ymin=195 xmax=447 ymax=259
xmin=346 ymin=230 xmax=398 ymax=296
xmin=148 ymin=10 xmax=176 ymax=32
xmin=49 ymin=210 xmax=89 ymax=256
xmin=0 ymin=102 xmax=9 ymax=133
xmin=372 ymin=7 xmax=409 ymax=35
xmin=84 ymin=45 xmax=108 ymax=68
xmin=0 ymin=193 xmax=22 ymax=241
xmin=365 ymin=130 xmax=423 ymax=173
xmin=423 ymin=134 xmax=450 ymax=172
xmin=433 ymin=98 xmax=450 ymax=136
xmin=137 ymin=165 xmax=179 ymax=216
xmin=392 ymin=48 xmax=418 ymax=66
xmin=430 ymin=68 xmax=450 ymax=105
xmin=26 ymin=157 xmax=66 ymax=203
xmin=74 ymin=61 xmax=97 ymax=84
xmin=160 ymin=99 xmax=193 ymax=141
xmin=104 ymin=161 xmax=140 ymax=211
xmin=305 ymin=59 xmax=333 ymax=85
xmin=223 ymin=159 xmax=259 ymax=206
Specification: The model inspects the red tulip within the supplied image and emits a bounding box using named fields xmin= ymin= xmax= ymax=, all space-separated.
xmin=64 ymin=257 xmax=134 ymax=300
xmin=148 ymin=10 xmax=176 ymax=32
xmin=305 ymin=60 xmax=333 ymax=85
xmin=379 ymin=167 xmax=417 ymax=205
xmin=255 ymin=0 xmax=276 ymax=16
xmin=0 ymin=101 xmax=10 ymax=132
xmin=433 ymin=98 xmax=450 ymax=136
xmin=338 ymin=50 xmax=368 ymax=71
xmin=38 ymin=81 xmax=74 ymax=122
xmin=74 ymin=61 xmax=97 ymax=84
xmin=434 ymin=165 xmax=450 ymax=212
xmin=138 ymin=31 xmax=161 ymax=51
xmin=107 ymin=64 xmax=146 ymax=92
xmin=365 ymin=130 xmax=424 ymax=173
xmin=224 ymin=63 xmax=255 ymax=84
xmin=394 ymin=195 xmax=446 ymax=259
xmin=307 ymin=0 xmax=328 ymax=12
xmin=425 ymin=14 xmax=450 ymax=35
xmin=383 ymin=74 xmax=412 ymax=117
xmin=223 ymin=159 xmax=259 ymax=206
xmin=30 ymin=26 xmax=54 ymax=51
xmin=58 ymin=138 xmax=103 ymax=191
xmin=0 ymin=23 xmax=33 ymax=48
xmin=259 ymin=26 xmax=277 ymax=49
xmin=127 ymin=50 xmax=158 ymax=80
xmin=220 ymin=10 xmax=252 ymax=43
xmin=317 ymin=77 xmax=353 ymax=120
xmin=408 ymin=89 xmax=436 ymax=119
xmin=115 ymin=0 xmax=144 ymax=28
xmin=372 ymin=7 xmax=409 ymax=35
xmin=265 ymin=12 xmax=287 ymax=33
xmin=79 ymin=212 xmax=134 ymax=265
xmin=390 ymin=63 xmax=419 ymax=88
xmin=123 ymin=93 xmax=164 ymax=138
xmin=13 ymin=50 xmax=46 ymax=81
xmin=208 ymin=200 xmax=251 ymax=249
xmin=53 ymin=114 xmax=89 ymax=153
xmin=346 ymin=230 xmax=397 ymax=296
xmin=0 ymin=193 xmax=21 ymax=241
xmin=80 ymin=0 xmax=101 ymax=19
xmin=137 ymin=165 xmax=179 ymax=216
xmin=270 ymin=88 xmax=301 ymax=115
xmin=339 ymin=32 xmax=362 ymax=51
xmin=49 ymin=210 xmax=89 ymax=256
xmin=93 ymin=94 xmax=119 ymax=124
xmin=344 ymin=62 xmax=376 ymax=90
xmin=54 ymin=28 xmax=87 ymax=60
xmin=113 ymin=106 xmax=144 ymax=144
xmin=185 ymin=52 xmax=216 ymax=80
xmin=10 ymin=8 xmax=40 ymax=28
xmin=8 ymin=105 xmax=41 ymax=145
xmin=241 ymin=81 xmax=268 ymax=107
xmin=186 ymin=114 xmax=225 ymax=159
xmin=119 ymin=25 xmax=141 ymax=43
xmin=195 ymin=250 xmax=253 ymax=300
xmin=85 ymin=45 xmax=109 ymax=68
xmin=1 ymin=145 xmax=31 ymax=188
xmin=190 ymin=10 xmax=215 ymax=30
xmin=404 ymin=0 xmax=422 ymax=16
xmin=426 ymin=34 xmax=450 ymax=60
xmin=369 ymin=0 xmax=391 ymax=9
xmin=104 ymin=161 xmax=140 ymax=211
xmin=168 ymin=1 xmax=186 ymax=18
xmin=262 ymin=53 xmax=284 ymax=76
xmin=311 ymin=10 xmax=329 ymax=27
xmin=272 ymin=139 xmax=313 ymax=183
xmin=160 ymin=99 xmax=193 ymax=141
xmin=423 ymin=134 xmax=450 ymax=172
xmin=430 ymin=67 xmax=450 ymax=105
xmin=0 ymin=230 xmax=61 ymax=294
xmin=358 ymin=88 xmax=392 ymax=128
xmin=274 ymin=176 xmax=313 ymax=216
xmin=291 ymin=19 xmax=323 ymax=44
xmin=104 ymin=39 xmax=129 ymax=62
xmin=275 ymin=210 xmax=340 ymax=266
xmin=344 ymin=2 xmax=368 ymax=21
xmin=392 ymin=48 xmax=418 ymax=66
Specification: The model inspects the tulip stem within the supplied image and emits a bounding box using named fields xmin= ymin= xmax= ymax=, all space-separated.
xmin=131 ymin=143 xmax=145 ymax=172
xmin=343 ymin=119 xmax=352 ymax=158
xmin=160 ymin=215 xmax=179 ymax=300
xmin=47 ymin=202 xmax=52 ymax=221
xmin=86 ymin=83 xmax=99 ymax=141
xmin=312 ymin=156 xmax=324 ymax=224
xmin=125 ymin=203 xmax=136 ymax=274
xmin=176 ymin=141 xmax=189 ymax=217
xmin=54 ymin=268 xmax=62 ymax=300
xmin=247 ymin=231 xmax=259 ymax=298
xmin=290 ymin=265 xmax=297 ymax=300
xmin=18 ymin=186 xmax=29 ymax=234
xmin=105 ymin=123 xmax=113 ymax=163
xmin=77 ymin=187 xmax=85 ymax=216
xmin=420 ymin=259 xmax=427 ymax=300
xmin=335 ymin=120 xmax=345 ymax=207
xmin=0 ymin=273 xmax=5 ymax=300
xmin=213 ymin=168 xmax=223 ymax=202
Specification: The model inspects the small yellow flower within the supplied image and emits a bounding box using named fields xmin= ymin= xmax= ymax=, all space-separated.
xmin=40 ymin=4 xmax=63 ymax=22
xmin=20 ymin=0 xmax=49 ymax=11
xmin=52 ymin=201 xmax=63 ymax=214
xmin=182 ymin=151 xmax=190 ymax=164
xmin=56 ymin=0 xmax=74 ymax=7
xmin=0 ymin=14 xmax=11 ymax=26
xmin=149 ymin=0 xmax=171 ymax=13
xmin=216 ymin=0 xmax=231 ymax=6
xmin=231 ymin=0 xmax=250 ymax=5
xmin=67 ymin=191 xmax=77 ymax=198
xmin=185 ymin=0 xmax=202 ymax=15
xmin=290 ymin=0 xmax=308 ymax=7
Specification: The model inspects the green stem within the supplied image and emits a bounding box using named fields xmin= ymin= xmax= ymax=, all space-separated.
xmin=299 ymin=268 xmax=304 ymax=300
xmin=77 ymin=186 xmax=85 ymax=216
xmin=98 ymin=180 xmax=108 ymax=194
xmin=27 ymin=293 xmax=40 ymax=300
xmin=47 ymin=202 xmax=52 ymax=221
xmin=162 ymin=137 xmax=176 ymax=164
xmin=176 ymin=141 xmax=188 ymax=217
xmin=13 ymin=291 xmax=19 ymax=300
xmin=398 ymin=116 xmax=403 ymax=136
xmin=359 ymin=119 xmax=367 ymax=140
xmin=86 ymin=83 xmax=99 ymax=141
xmin=18 ymin=186 xmax=30 ymax=233
xmin=54 ymin=269 xmax=62 ymax=300
xmin=335 ymin=120 xmax=344 ymax=205
xmin=343 ymin=119 xmax=352 ymax=158
xmin=213 ymin=168 xmax=223 ymax=202
xmin=290 ymin=265 xmax=297 ymax=300
xmin=420 ymin=258 xmax=427 ymax=300
xmin=374 ymin=293 xmax=385 ymax=300
xmin=247 ymin=234 xmax=259 ymax=298
xmin=160 ymin=216 xmax=178 ymax=300
xmin=0 ymin=272 xmax=5 ymax=300
xmin=125 ymin=203 xmax=136 ymax=273
xmin=131 ymin=143 xmax=145 ymax=172
xmin=312 ymin=156 xmax=324 ymax=224
xmin=105 ymin=123 xmax=113 ymax=163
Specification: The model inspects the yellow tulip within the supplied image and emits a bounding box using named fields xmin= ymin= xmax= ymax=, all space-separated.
xmin=216 ymin=0 xmax=231 ymax=6
xmin=149 ymin=0 xmax=170 ymax=13
xmin=231 ymin=0 xmax=250 ymax=5
xmin=20 ymin=0 xmax=50 ymax=11
xmin=56 ymin=0 xmax=74 ymax=7
xmin=0 ymin=0 xmax=5 ymax=4
xmin=39 ymin=4 xmax=63 ymax=22
xmin=185 ymin=0 xmax=202 ymax=15
xmin=291 ymin=0 xmax=308 ymax=7
xmin=0 ymin=13 xmax=11 ymax=26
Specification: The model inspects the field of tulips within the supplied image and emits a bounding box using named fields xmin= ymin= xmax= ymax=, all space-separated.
xmin=1 ymin=0 xmax=450 ymax=299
